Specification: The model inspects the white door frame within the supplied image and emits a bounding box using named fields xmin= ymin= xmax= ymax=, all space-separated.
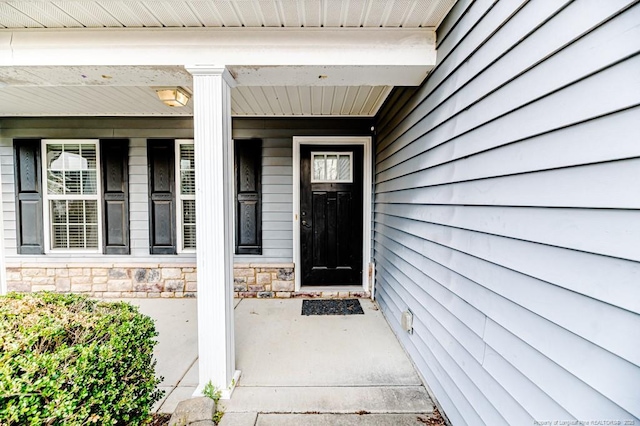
xmin=292 ymin=136 xmax=373 ymax=292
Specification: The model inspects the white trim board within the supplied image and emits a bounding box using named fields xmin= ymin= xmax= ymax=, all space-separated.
xmin=1 ymin=28 xmax=436 ymax=68
xmin=292 ymin=136 xmax=373 ymax=293
xmin=41 ymin=139 xmax=104 ymax=255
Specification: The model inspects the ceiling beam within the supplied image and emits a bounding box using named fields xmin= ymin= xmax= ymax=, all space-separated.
xmin=0 ymin=28 xmax=435 ymax=66
xmin=0 ymin=28 xmax=436 ymax=86
xmin=0 ymin=64 xmax=429 ymax=88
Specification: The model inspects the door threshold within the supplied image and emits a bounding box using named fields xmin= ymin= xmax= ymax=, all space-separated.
xmin=299 ymin=285 xmax=364 ymax=293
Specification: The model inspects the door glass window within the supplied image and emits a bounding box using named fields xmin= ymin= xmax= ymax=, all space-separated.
xmin=311 ymin=152 xmax=352 ymax=183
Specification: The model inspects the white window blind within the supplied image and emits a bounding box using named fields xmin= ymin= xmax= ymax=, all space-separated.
xmin=44 ymin=141 xmax=101 ymax=251
xmin=177 ymin=141 xmax=196 ymax=251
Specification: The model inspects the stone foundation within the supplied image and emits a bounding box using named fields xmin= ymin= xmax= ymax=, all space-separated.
xmin=233 ymin=263 xmax=295 ymax=298
xmin=6 ymin=263 xmax=370 ymax=299
xmin=6 ymin=264 xmax=197 ymax=298
xmin=232 ymin=263 xmax=370 ymax=299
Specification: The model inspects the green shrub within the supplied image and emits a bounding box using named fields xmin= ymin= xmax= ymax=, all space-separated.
xmin=0 ymin=292 xmax=164 ymax=425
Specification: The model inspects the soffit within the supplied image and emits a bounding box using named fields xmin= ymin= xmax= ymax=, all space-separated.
xmin=0 ymin=0 xmax=455 ymax=29
xmin=0 ymin=85 xmax=392 ymax=116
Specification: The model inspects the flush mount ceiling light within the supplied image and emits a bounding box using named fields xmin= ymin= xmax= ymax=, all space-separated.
xmin=155 ymin=87 xmax=190 ymax=107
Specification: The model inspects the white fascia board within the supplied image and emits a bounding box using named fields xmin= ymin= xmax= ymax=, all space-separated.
xmin=229 ymin=65 xmax=431 ymax=87
xmin=0 ymin=27 xmax=436 ymax=68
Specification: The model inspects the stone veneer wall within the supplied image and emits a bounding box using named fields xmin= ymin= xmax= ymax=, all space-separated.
xmin=6 ymin=264 xmax=198 ymax=298
xmin=233 ymin=263 xmax=370 ymax=299
xmin=5 ymin=263 xmax=370 ymax=299
xmin=233 ymin=263 xmax=295 ymax=298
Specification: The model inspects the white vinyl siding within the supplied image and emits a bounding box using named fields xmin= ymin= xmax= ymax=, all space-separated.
xmin=373 ymin=1 xmax=640 ymax=425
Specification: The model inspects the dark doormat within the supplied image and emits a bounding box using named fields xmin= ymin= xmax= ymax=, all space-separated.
xmin=301 ymin=299 xmax=364 ymax=316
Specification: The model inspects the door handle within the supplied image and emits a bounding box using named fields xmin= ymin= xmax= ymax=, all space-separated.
xmin=301 ymin=220 xmax=311 ymax=228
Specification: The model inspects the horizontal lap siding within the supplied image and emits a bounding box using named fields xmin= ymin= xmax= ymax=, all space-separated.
xmin=1 ymin=118 xmax=372 ymax=264
xmin=0 ymin=118 xmax=192 ymax=260
xmin=373 ymin=1 xmax=640 ymax=425
xmin=0 ymin=138 xmax=15 ymax=254
xmin=128 ymin=138 xmax=149 ymax=256
xmin=242 ymin=138 xmax=293 ymax=262
xmin=233 ymin=118 xmax=373 ymax=263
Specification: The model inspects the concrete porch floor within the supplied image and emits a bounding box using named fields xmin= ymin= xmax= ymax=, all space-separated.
xmin=131 ymin=297 xmax=436 ymax=425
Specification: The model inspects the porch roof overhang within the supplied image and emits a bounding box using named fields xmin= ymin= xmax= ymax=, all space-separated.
xmin=0 ymin=27 xmax=438 ymax=117
xmin=0 ymin=0 xmax=455 ymax=117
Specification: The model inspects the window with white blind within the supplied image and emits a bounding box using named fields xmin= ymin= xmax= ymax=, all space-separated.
xmin=176 ymin=140 xmax=196 ymax=252
xmin=42 ymin=140 xmax=101 ymax=252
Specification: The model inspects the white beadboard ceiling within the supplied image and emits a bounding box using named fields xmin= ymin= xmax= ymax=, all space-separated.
xmin=0 ymin=0 xmax=454 ymax=29
xmin=233 ymin=85 xmax=391 ymax=115
xmin=0 ymin=85 xmax=392 ymax=116
xmin=0 ymin=1 xmax=456 ymax=116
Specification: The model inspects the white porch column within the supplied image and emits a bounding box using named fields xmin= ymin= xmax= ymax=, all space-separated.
xmin=0 ymin=167 xmax=5 ymax=295
xmin=185 ymin=65 xmax=240 ymax=398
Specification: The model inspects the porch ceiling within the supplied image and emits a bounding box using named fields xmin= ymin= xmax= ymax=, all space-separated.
xmin=0 ymin=0 xmax=454 ymax=29
xmin=0 ymin=84 xmax=392 ymax=117
xmin=0 ymin=0 xmax=456 ymax=117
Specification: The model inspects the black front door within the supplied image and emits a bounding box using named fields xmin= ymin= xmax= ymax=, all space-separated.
xmin=300 ymin=145 xmax=363 ymax=285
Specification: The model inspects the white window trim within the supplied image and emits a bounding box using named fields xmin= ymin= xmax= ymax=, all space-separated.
xmin=41 ymin=139 xmax=103 ymax=254
xmin=310 ymin=151 xmax=353 ymax=183
xmin=176 ymin=139 xmax=196 ymax=254
xmin=292 ymin=136 xmax=373 ymax=294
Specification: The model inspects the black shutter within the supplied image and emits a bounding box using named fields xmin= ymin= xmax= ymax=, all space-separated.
xmin=235 ymin=139 xmax=262 ymax=255
xmin=14 ymin=139 xmax=44 ymax=254
xmin=101 ymin=139 xmax=130 ymax=254
xmin=147 ymin=140 xmax=176 ymax=254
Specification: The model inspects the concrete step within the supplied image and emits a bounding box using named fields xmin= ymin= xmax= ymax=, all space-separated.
xmin=220 ymin=386 xmax=434 ymax=415
xmin=257 ymin=413 xmax=440 ymax=425
xmin=218 ymin=412 xmax=258 ymax=426
xmin=219 ymin=413 xmax=440 ymax=426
